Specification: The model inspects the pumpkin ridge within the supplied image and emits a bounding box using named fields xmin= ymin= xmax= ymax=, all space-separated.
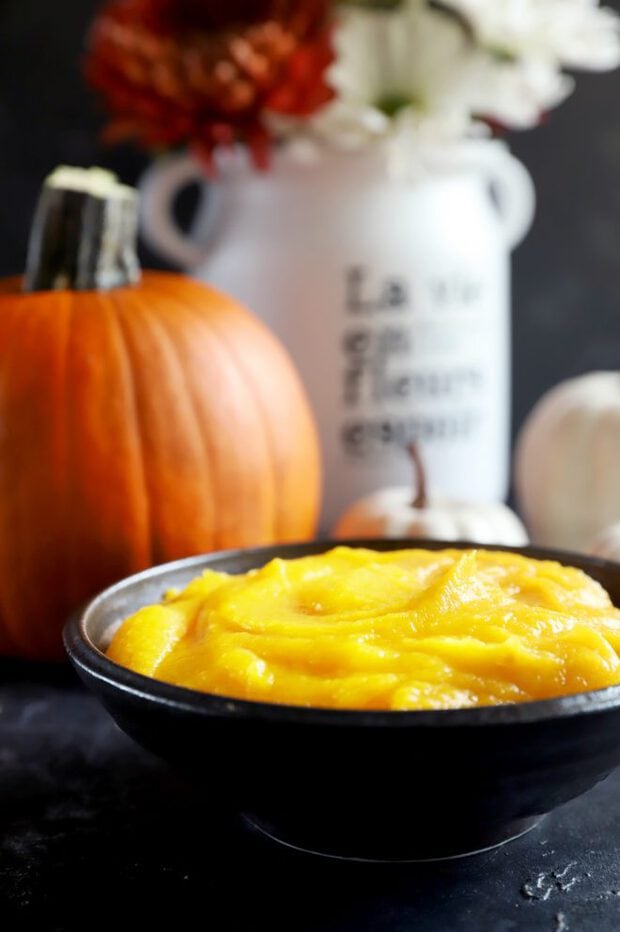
xmin=105 ymin=290 xmax=154 ymax=568
xmin=151 ymin=280 xmax=280 ymax=542
xmin=52 ymin=292 xmax=77 ymax=652
xmin=142 ymin=273 xmax=276 ymax=547
xmin=64 ymin=292 xmax=85 ymax=613
xmin=61 ymin=291 xmax=163 ymax=629
xmin=114 ymin=290 xmax=218 ymax=558
xmin=199 ymin=309 xmax=312 ymax=540
xmin=0 ymin=295 xmax=74 ymax=657
xmin=212 ymin=327 xmax=283 ymax=540
xmin=111 ymin=296 xmax=170 ymax=563
xmin=145 ymin=298 xmax=222 ymax=551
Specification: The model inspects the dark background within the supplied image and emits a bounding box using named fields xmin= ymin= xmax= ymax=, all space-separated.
xmin=1 ymin=0 xmax=619 ymax=435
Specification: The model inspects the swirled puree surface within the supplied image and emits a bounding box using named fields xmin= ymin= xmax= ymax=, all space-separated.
xmin=107 ymin=547 xmax=620 ymax=711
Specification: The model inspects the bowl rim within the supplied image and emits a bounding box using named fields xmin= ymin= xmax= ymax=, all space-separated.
xmin=64 ymin=538 xmax=620 ymax=728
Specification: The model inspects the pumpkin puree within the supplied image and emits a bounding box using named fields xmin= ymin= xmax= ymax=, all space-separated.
xmin=107 ymin=547 xmax=620 ymax=710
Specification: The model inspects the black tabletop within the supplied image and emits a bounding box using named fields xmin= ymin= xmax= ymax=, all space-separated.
xmin=1 ymin=661 xmax=620 ymax=932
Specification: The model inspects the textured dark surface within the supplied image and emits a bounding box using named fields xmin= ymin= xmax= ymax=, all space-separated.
xmin=3 ymin=660 xmax=620 ymax=931
xmin=1 ymin=0 xmax=620 ymax=435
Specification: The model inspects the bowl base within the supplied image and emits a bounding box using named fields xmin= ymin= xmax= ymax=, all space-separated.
xmin=242 ymin=813 xmax=544 ymax=863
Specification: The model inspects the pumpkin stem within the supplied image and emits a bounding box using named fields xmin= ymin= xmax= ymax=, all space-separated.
xmin=24 ymin=166 xmax=141 ymax=292
xmin=407 ymin=443 xmax=428 ymax=509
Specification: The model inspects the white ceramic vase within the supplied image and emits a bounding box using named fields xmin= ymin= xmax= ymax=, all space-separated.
xmin=139 ymin=142 xmax=535 ymax=530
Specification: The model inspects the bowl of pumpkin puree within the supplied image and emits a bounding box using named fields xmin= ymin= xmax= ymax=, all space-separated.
xmin=65 ymin=539 xmax=620 ymax=862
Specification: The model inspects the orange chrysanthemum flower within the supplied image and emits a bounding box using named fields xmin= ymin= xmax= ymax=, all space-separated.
xmin=85 ymin=0 xmax=335 ymax=170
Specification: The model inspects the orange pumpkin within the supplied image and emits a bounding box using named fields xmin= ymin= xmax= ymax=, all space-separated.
xmin=0 ymin=167 xmax=320 ymax=659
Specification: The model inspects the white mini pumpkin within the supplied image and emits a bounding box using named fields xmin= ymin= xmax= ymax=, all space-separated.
xmin=590 ymin=522 xmax=620 ymax=562
xmin=333 ymin=446 xmax=528 ymax=546
xmin=515 ymin=371 xmax=620 ymax=550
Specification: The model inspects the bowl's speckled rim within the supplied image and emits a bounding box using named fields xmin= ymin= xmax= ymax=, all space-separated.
xmin=64 ymin=539 xmax=620 ymax=728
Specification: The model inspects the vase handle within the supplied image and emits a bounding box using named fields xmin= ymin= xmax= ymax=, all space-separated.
xmin=138 ymin=153 xmax=207 ymax=269
xmin=474 ymin=142 xmax=536 ymax=250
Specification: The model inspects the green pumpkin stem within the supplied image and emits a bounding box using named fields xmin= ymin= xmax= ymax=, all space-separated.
xmin=24 ymin=166 xmax=141 ymax=292
xmin=407 ymin=443 xmax=428 ymax=510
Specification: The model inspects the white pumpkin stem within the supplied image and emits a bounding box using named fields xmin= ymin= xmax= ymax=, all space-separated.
xmin=407 ymin=443 xmax=428 ymax=510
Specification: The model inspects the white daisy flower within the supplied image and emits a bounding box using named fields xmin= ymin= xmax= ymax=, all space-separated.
xmin=443 ymin=0 xmax=620 ymax=70
xmin=277 ymin=0 xmax=620 ymax=169
xmin=473 ymin=57 xmax=575 ymax=129
xmin=311 ymin=2 xmax=486 ymax=164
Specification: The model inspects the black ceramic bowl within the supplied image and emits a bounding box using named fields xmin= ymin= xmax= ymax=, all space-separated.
xmin=64 ymin=539 xmax=620 ymax=862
